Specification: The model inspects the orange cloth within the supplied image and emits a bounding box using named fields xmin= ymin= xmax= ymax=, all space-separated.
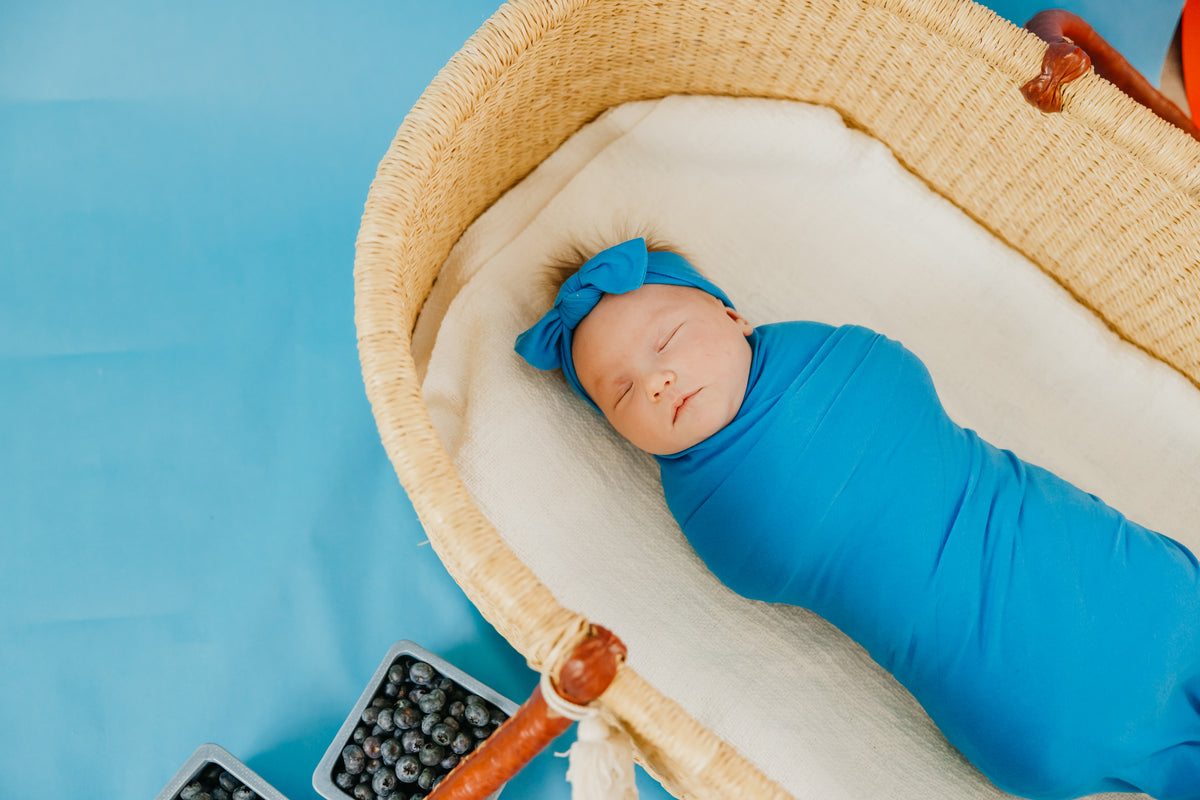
xmin=1185 ymin=0 xmax=1200 ymax=114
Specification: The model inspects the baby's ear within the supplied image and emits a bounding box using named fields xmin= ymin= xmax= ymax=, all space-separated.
xmin=726 ymin=307 xmax=754 ymax=336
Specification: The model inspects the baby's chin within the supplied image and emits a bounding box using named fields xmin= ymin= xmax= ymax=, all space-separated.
xmin=641 ymin=417 xmax=736 ymax=456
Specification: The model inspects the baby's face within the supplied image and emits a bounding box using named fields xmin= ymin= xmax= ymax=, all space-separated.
xmin=572 ymin=283 xmax=754 ymax=455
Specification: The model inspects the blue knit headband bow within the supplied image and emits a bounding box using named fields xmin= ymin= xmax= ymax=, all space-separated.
xmin=514 ymin=238 xmax=733 ymax=409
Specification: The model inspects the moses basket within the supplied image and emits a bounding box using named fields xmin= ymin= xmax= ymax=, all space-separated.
xmin=354 ymin=1 xmax=1200 ymax=797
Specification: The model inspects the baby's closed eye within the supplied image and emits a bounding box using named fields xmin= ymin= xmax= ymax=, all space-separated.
xmin=658 ymin=323 xmax=683 ymax=352
xmin=614 ymin=382 xmax=632 ymax=407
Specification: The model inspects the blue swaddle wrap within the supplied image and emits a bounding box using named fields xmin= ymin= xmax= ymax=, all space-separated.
xmin=656 ymin=321 xmax=1200 ymax=800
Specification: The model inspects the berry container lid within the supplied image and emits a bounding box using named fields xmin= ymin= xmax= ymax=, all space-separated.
xmin=154 ymin=742 xmax=290 ymax=800
xmin=313 ymin=639 xmax=520 ymax=800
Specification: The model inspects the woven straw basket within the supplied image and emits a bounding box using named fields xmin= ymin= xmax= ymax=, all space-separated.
xmin=354 ymin=1 xmax=1200 ymax=797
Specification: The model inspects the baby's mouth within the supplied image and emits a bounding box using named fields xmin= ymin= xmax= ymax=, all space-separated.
xmin=672 ymin=389 xmax=700 ymax=423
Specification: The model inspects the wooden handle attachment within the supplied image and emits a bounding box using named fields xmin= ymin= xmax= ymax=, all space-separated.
xmin=427 ymin=626 xmax=628 ymax=800
xmin=1021 ymin=9 xmax=1200 ymax=141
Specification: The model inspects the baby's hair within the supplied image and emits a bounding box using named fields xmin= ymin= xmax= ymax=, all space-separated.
xmin=537 ymin=226 xmax=693 ymax=307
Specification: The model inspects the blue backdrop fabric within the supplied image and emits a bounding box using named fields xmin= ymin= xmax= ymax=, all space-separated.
xmin=0 ymin=2 xmax=1184 ymax=798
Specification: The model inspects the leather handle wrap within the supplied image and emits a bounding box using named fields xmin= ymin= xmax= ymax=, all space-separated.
xmin=1021 ymin=9 xmax=1200 ymax=141
xmin=427 ymin=626 xmax=628 ymax=800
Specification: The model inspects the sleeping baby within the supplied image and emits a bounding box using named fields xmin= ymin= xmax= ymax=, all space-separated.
xmin=514 ymin=237 xmax=1200 ymax=800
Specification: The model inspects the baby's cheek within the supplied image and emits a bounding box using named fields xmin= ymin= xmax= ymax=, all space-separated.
xmin=611 ymin=407 xmax=653 ymax=449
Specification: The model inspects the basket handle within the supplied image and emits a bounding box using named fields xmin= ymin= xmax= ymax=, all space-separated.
xmin=1020 ymin=8 xmax=1200 ymax=141
xmin=427 ymin=625 xmax=627 ymax=800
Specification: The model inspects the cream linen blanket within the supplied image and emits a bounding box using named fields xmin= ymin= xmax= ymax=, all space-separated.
xmin=417 ymin=95 xmax=1200 ymax=799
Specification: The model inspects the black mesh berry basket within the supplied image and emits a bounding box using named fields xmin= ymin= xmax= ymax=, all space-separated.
xmin=314 ymin=640 xmax=520 ymax=800
xmin=154 ymin=743 xmax=289 ymax=800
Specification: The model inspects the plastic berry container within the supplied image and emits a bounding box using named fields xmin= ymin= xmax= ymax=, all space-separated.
xmin=154 ymin=743 xmax=290 ymax=800
xmin=314 ymin=640 xmax=520 ymax=800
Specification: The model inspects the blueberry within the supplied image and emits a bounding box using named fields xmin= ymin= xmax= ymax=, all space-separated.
xmin=338 ymin=657 xmax=507 ymax=798
xmin=418 ymin=689 xmax=446 ymax=714
xmin=394 ymin=706 xmax=421 ymax=730
xmin=400 ymin=729 xmax=425 ymax=753
xmin=463 ymin=703 xmax=490 ymax=727
xmin=342 ymin=744 xmax=366 ymax=775
xmin=379 ymin=738 xmax=401 ymax=765
xmin=180 ymin=781 xmax=204 ymax=800
xmin=394 ymin=755 xmax=421 ymax=783
xmin=408 ymin=662 xmax=436 ymax=685
xmin=194 ymin=793 xmax=214 ymax=800
xmin=363 ymin=736 xmax=383 ymax=759
xmin=212 ymin=789 xmax=231 ymax=800
xmin=372 ymin=769 xmax=398 ymax=796
xmin=418 ymin=743 xmax=445 ymax=767
xmin=232 ymin=788 xmax=257 ymax=800
xmin=218 ymin=772 xmax=239 ymax=793
xmin=429 ymin=724 xmax=453 ymax=747
xmin=450 ymin=731 xmax=474 ymax=755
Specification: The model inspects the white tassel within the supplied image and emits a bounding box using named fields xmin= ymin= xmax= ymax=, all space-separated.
xmin=541 ymin=672 xmax=639 ymax=800
xmin=563 ymin=713 xmax=639 ymax=800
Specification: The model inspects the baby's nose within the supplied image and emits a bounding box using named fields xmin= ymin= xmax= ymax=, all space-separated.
xmin=648 ymin=370 xmax=675 ymax=401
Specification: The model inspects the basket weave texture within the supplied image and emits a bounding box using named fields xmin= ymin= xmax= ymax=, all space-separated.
xmin=354 ymin=1 xmax=1200 ymax=797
